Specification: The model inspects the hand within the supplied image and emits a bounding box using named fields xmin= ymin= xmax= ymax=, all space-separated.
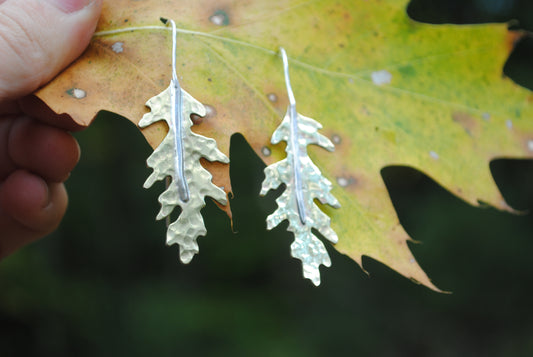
xmin=0 ymin=0 xmax=102 ymax=259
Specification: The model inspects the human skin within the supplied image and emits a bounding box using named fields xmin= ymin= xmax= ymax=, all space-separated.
xmin=0 ymin=0 xmax=102 ymax=258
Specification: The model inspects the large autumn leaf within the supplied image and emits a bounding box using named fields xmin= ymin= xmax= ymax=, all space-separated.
xmin=35 ymin=0 xmax=533 ymax=290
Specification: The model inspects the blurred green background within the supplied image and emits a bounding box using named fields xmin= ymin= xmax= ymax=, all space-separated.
xmin=2 ymin=0 xmax=533 ymax=356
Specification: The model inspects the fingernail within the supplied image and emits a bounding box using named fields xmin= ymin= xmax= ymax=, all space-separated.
xmin=47 ymin=0 xmax=94 ymax=13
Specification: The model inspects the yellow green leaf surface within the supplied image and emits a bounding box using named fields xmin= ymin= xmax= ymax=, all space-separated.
xmin=36 ymin=0 xmax=533 ymax=290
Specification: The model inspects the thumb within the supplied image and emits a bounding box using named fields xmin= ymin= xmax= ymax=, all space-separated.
xmin=0 ymin=0 xmax=102 ymax=102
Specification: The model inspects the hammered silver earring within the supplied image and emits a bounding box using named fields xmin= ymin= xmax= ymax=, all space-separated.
xmin=139 ymin=18 xmax=229 ymax=263
xmin=260 ymin=47 xmax=340 ymax=286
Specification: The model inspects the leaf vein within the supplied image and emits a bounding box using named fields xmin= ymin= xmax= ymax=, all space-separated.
xmin=94 ymin=25 xmax=508 ymax=120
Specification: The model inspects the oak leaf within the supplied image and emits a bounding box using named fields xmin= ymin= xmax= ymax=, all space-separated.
xmin=35 ymin=0 xmax=533 ymax=289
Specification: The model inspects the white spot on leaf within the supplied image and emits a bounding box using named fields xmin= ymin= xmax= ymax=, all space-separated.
xmin=429 ymin=151 xmax=439 ymax=160
xmin=111 ymin=42 xmax=124 ymax=53
xmin=337 ymin=177 xmax=349 ymax=187
xmin=331 ymin=134 xmax=341 ymax=145
xmin=267 ymin=93 xmax=278 ymax=102
xmin=527 ymin=140 xmax=533 ymax=152
xmin=68 ymin=88 xmax=87 ymax=99
xmin=371 ymin=70 xmax=392 ymax=86
xmin=506 ymin=119 xmax=513 ymax=130
xmin=261 ymin=146 xmax=271 ymax=157
xmin=210 ymin=15 xmax=224 ymax=25
xmin=209 ymin=11 xmax=229 ymax=26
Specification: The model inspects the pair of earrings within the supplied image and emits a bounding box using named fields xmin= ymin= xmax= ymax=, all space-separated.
xmin=140 ymin=19 xmax=340 ymax=286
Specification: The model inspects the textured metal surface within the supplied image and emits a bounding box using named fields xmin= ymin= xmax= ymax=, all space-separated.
xmin=139 ymin=86 xmax=229 ymax=263
xmin=261 ymin=110 xmax=340 ymax=286
xmin=261 ymin=49 xmax=340 ymax=286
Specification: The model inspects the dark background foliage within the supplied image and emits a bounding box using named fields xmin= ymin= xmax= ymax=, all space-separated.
xmin=1 ymin=0 xmax=533 ymax=356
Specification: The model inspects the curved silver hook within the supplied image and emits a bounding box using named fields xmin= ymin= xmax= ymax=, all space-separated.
xmin=170 ymin=19 xmax=178 ymax=82
xmin=280 ymin=47 xmax=296 ymax=108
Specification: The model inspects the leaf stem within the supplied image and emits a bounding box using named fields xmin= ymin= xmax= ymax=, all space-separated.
xmin=94 ymin=26 xmax=277 ymax=56
xmin=93 ymin=25 xmax=501 ymax=125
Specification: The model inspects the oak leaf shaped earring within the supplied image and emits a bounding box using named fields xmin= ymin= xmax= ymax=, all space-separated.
xmin=260 ymin=47 xmax=341 ymax=286
xmin=139 ymin=19 xmax=229 ymax=263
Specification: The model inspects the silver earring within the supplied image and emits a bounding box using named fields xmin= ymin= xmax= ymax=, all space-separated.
xmin=260 ymin=47 xmax=340 ymax=286
xmin=139 ymin=19 xmax=229 ymax=264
